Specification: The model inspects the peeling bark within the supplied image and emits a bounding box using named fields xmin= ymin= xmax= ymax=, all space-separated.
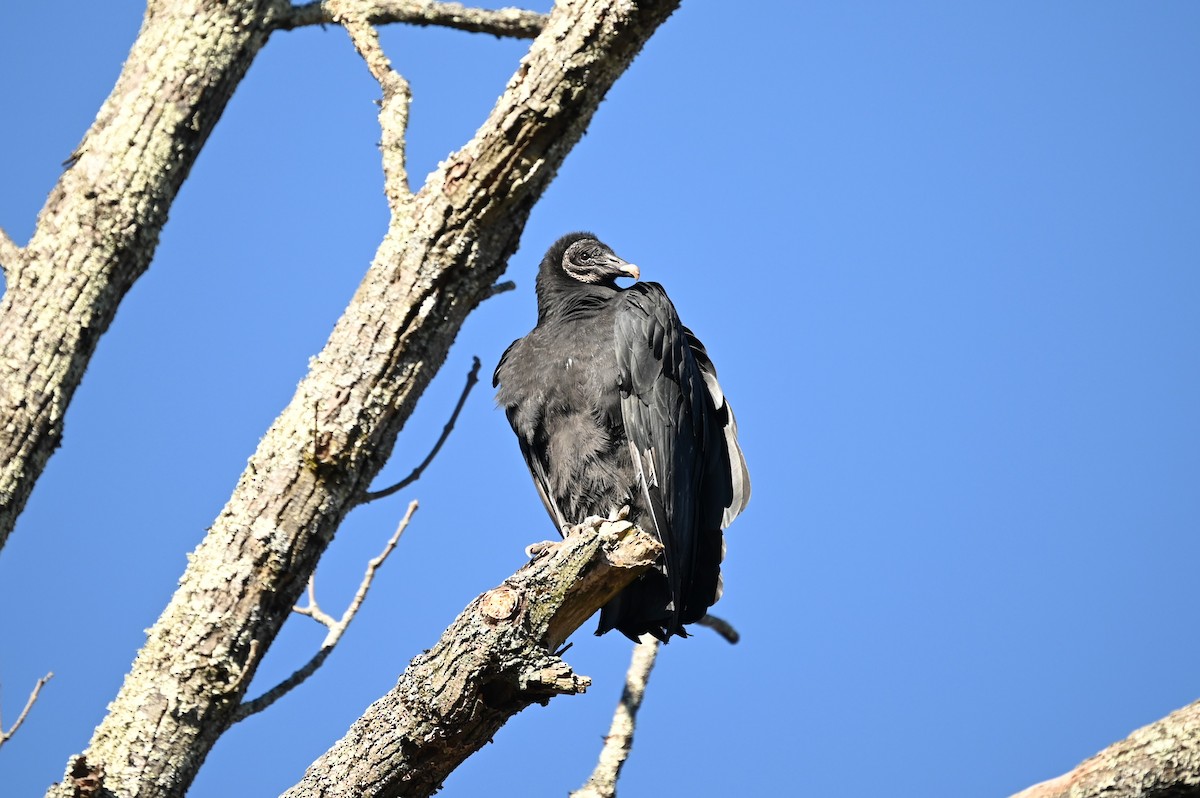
xmin=40 ymin=2 xmax=681 ymax=797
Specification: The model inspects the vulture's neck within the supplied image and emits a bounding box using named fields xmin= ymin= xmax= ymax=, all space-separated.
xmin=535 ymin=269 xmax=620 ymax=325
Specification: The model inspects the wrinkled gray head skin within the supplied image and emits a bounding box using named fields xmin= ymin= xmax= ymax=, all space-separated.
xmin=561 ymin=237 xmax=640 ymax=284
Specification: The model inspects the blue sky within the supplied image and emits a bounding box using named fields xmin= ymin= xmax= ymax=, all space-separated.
xmin=2 ymin=2 xmax=1199 ymax=796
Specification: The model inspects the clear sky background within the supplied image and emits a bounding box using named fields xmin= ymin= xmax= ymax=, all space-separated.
xmin=2 ymin=3 xmax=1199 ymax=796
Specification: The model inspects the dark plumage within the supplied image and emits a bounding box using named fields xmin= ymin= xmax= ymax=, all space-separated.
xmin=493 ymin=232 xmax=750 ymax=641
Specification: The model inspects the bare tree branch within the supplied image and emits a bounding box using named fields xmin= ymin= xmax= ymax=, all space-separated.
xmin=45 ymin=3 xmax=682 ymax=796
xmin=279 ymin=0 xmax=547 ymax=38
xmin=697 ymin=613 xmax=740 ymax=644
xmin=281 ymin=514 xmax=662 ymax=798
xmin=1010 ymin=698 xmax=1200 ymax=798
xmin=293 ymin=574 xmax=340 ymax=629
xmin=484 ymin=279 xmax=517 ymax=300
xmin=234 ymin=501 xmax=418 ymax=722
xmin=0 ymin=0 xmax=278 ymax=553
xmin=571 ymin=638 xmax=659 ymax=798
xmin=0 ymin=226 xmax=20 ymax=278
xmin=568 ymin=616 xmax=737 ymax=797
xmin=0 ymin=672 xmax=53 ymax=750
xmin=334 ymin=7 xmax=415 ymax=214
xmin=569 ymin=613 xmax=738 ymax=797
xmin=0 ymin=1 xmax=538 ymax=555
xmin=357 ymin=358 xmax=481 ymax=505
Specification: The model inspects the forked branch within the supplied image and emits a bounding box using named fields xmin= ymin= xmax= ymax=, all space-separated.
xmin=279 ymin=1 xmax=547 ymax=38
xmin=334 ymin=8 xmax=415 ymax=213
xmin=234 ymin=501 xmax=419 ymax=722
xmin=43 ymin=2 xmax=684 ymax=795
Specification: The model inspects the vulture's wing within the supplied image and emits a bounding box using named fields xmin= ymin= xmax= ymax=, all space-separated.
xmin=614 ymin=282 xmax=747 ymax=626
xmin=494 ymin=341 xmax=571 ymax=534
xmin=517 ymin=435 xmax=570 ymax=533
xmin=680 ymin=325 xmax=752 ymax=528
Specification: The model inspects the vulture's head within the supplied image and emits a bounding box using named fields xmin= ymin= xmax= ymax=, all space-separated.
xmin=552 ymin=232 xmax=640 ymax=286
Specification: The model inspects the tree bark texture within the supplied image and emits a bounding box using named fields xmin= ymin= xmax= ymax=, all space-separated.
xmin=278 ymin=0 xmax=547 ymax=35
xmin=42 ymin=2 xmax=681 ymax=797
xmin=0 ymin=0 xmax=277 ymax=552
xmin=1011 ymin=699 xmax=1200 ymax=798
xmin=281 ymin=516 xmax=661 ymax=798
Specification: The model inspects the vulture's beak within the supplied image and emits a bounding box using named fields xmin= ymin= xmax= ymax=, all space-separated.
xmin=608 ymin=256 xmax=640 ymax=281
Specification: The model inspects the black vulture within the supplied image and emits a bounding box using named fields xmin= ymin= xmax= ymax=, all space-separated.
xmin=493 ymin=232 xmax=750 ymax=641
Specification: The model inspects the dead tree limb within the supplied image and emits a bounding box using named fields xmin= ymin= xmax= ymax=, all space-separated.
xmin=233 ymin=500 xmax=419 ymax=722
xmin=696 ymin=613 xmax=740 ymax=644
xmin=278 ymin=1 xmax=547 ymax=37
xmin=569 ymin=613 xmax=739 ymax=798
xmin=281 ymin=515 xmax=662 ymax=798
xmin=569 ymin=609 xmax=741 ymax=797
xmin=1010 ymin=698 xmax=1200 ymax=798
xmin=0 ymin=672 xmax=54 ymax=750
xmin=45 ymin=2 xmax=682 ymax=797
xmin=0 ymin=0 xmax=542 ymax=552
xmin=357 ymin=358 xmax=481 ymax=506
xmin=335 ymin=5 xmax=416 ymax=214
xmin=0 ymin=0 xmax=278 ymax=552
xmin=571 ymin=637 xmax=659 ymax=798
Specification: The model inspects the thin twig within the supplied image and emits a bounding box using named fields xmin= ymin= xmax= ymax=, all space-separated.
xmin=484 ymin=280 xmax=517 ymax=301
xmin=570 ymin=637 xmax=660 ymax=798
xmin=333 ymin=6 xmax=415 ymax=212
xmin=293 ymin=573 xmax=339 ymax=629
xmin=569 ymin=615 xmax=736 ymax=796
xmin=278 ymin=1 xmax=547 ymax=38
xmin=234 ymin=501 xmax=419 ymax=722
xmin=357 ymin=357 xmax=481 ymax=506
xmin=0 ymin=672 xmax=53 ymax=749
xmin=329 ymin=500 xmax=417 ymax=642
xmin=697 ymin=613 xmax=740 ymax=644
xmin=0 ymin=225 xmax=21 ymax=277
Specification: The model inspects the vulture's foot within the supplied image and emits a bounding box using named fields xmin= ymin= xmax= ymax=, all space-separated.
xmin=525 ymin=540 xmax=560 ymax=559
